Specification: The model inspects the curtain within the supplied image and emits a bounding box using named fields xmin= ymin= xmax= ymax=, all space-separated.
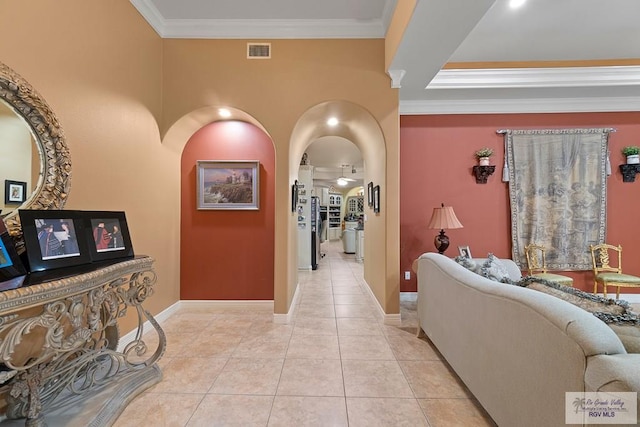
xmin=505 ymin=129 xmax=610 ymax=270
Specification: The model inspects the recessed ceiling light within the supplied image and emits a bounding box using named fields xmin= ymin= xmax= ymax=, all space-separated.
xmin=509 ymin=0 xmax=526 ymax=8
xmin=327 ymin=117 xmax=339 ymax=127
xmin=218 ymin=108 xmax=231 ymax=118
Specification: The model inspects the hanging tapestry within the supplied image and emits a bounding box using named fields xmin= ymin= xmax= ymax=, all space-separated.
xmin=505 ymin=128 xmax=610 ymax=270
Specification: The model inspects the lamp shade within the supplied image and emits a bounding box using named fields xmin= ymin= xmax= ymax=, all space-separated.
xmin=428 ymin=205 xmax=463 ymax=230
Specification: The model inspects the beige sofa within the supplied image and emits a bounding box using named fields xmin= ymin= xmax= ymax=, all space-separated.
xmin=416 ymin=252 xmax=640 ymax=427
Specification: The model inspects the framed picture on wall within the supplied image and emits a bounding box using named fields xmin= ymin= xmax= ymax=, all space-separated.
xmin=82 ymin=211 xmax=134 ymax=262
xmin=367 ymin=182 xmax=374 ymax=207
xmin=19 ymin=210 xmax=92 ymax=272
xmin=196 ymin=160 xmax=260 ymax=210
xmin=373 ymin=185 xmax=380 ymax=213
xmin=4 ymin=180 xmax=27 ymax=204
xmin=292 ymin=180 xmax=299 ymax=212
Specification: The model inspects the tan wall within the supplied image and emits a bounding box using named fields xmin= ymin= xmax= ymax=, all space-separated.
xmin=162 ymin=39 xmax=399 ymax=314
xmin=0 ymin=3 xmax=400 ymax=319
xmin=0 ymin=1 xmax=178 ymax=332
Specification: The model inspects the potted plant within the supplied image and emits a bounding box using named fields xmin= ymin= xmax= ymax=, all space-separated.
xmin=622 ymin=146 xmax=640 ymax=164
xmin=475 ymin=148 xmax=494 ymax=166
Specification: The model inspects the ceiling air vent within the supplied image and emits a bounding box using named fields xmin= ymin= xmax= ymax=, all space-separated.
xmin=247 ymin=43 xmax=271 ymax=59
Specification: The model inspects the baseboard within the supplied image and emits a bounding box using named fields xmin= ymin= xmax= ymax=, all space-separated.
xmin=117 ymin=301 xmax=180 ymax=352
xmin=178 ymin=299 xmax=274 ymax=311
xmin=273 ymin=282 xmax=302 ymax=324
xmin=360 ymin=279 xmax=402 ymax=326
xmin=597 ymin=293 xmax=640 ymax=303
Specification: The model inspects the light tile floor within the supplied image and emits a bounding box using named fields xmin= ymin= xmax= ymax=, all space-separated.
xmin=113 ymin=241 xmax=495 ymax=427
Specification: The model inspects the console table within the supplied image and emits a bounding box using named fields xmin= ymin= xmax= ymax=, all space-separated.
xmin=0 ymin=255 xmax=165 ymax=427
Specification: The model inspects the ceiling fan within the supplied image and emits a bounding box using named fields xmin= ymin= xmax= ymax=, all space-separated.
xmin=336 ymin=165 xmax=357 ymax=186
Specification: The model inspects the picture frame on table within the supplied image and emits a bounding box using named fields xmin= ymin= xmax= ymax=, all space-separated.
xmin=82 ymin=211 xmax=134 ymax=262
xmin=19 ymin=210 xmax=91 ymax=272
xmin=196 ymin=160 xmax=260 ymax=210
xmin=367 ymin=182 xmax=374 ymax=207
xmin=0 ymin=219 xmax=27 ymax=281
xmin=458 ymin=245 xmax=472 ymax=258
xmin=4 ymin=180 xmax=27 ymax=204
xmin=373 ymin=185 xmax=380 ymax=213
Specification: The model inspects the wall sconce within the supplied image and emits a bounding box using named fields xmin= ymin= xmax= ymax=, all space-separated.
xmin=427 ymin=203 xmax=463 ymax=254
xmin=473 ymin=165 xmax=496 ymax=184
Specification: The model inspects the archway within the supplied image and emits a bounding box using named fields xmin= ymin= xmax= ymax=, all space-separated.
xmin=288 ymin=100 xmax=397 ymax=321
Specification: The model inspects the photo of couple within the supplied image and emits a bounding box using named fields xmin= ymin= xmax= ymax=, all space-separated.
xmin=92 ymin=219 xmax=125 ymax=253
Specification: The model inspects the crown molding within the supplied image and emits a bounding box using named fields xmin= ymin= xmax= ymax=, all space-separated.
xmin=428 ymin=66 xmax=640 ymax=89
xmin=399 ymin=96 xmax=640 ymax=115
xmin=130 ymin=0 xmax=386 ymax=39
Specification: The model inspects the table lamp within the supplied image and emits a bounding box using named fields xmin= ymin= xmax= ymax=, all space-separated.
xmin=427 ymin=203 xmax=463 ymax=254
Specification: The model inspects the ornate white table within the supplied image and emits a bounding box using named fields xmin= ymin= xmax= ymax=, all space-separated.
xmin=0 ymin=255 xmax=165 ymax=427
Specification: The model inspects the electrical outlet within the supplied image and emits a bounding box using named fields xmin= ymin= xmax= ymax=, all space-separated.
xmin=404 ymin=271 xmax=411 ymax=280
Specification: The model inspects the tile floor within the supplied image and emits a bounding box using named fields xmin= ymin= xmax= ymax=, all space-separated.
xmin=113 ymin=240 xmax=495 ymax=427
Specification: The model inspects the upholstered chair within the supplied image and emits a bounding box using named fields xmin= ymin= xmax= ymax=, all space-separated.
xmin=524 ymin=243 xmax=574 ymax=286
xmin=589 ymin=243 xmax=640 ymax=299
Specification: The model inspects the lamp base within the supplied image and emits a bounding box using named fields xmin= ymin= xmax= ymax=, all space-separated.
xmin=434 ymin=230 xmax=449 ymax=254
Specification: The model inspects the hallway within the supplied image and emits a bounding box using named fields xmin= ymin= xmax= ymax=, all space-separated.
xmin=113 ymin=240 xmax=494 ymax=426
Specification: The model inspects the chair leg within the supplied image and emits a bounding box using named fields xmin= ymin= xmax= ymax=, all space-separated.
xmin=603 ymin=284 xmax=607 ymax=299
xmin=593 ymin=281 xmax=598 ymax=294
xmin=616 ymin=286 xmax=620 ymax=300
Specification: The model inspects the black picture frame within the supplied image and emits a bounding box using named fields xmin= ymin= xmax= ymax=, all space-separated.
xmin=367 ymin=182 xmax=374 ymax=207
xmin=19 ymin=210 xmax=92 ymax=272
xmin=0 ymin=220 xmax=27 ymax=281
xmin=82 ymin=211 xmax=134 ymax=262
xmin=292 ymin=180 xmax=299 ymax=212
xmin=373 ymin=185 xmax=380 ymax=213
xmin=4 ymin=180 xmax=27 ymax=204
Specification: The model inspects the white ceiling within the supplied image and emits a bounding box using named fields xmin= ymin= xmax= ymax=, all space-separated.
xmin=130 ymin=0 xmax=640 ymax=184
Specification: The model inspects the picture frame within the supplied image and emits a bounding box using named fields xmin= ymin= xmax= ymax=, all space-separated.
xmin=19 ymin=210 xmax=92 ymax=272
xmin=458 ymin=245 xmax=472 ymax=258
xmin=367 ymin=182 xmax=374 ymax=207
xmin=197 ymin=160 xmax=260 ymax=210
xmin=373 ymin=185 xmax=380 ymax=213
xmin=292 ymin=180 xmax=298 ymax=212
xmin=82 ymin=211 xmax=134 ymax=262
xmin=0 ymin=220 xmax=27 ymax=281
xmin=4 ymin=180 xmax=27 ymax=204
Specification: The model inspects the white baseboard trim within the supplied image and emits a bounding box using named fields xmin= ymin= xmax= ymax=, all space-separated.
xmin=273 ymin=282 xmax=302 ymax=324
xmin=360 ymin=279 xmax=402 ymax=326
xmin=178 ymin=300 xmax=274 ymax=311
xmin=596 ymin=293 xmax=640 ymax=303
xmin=117 ymin=301 xmax=180 ymax=352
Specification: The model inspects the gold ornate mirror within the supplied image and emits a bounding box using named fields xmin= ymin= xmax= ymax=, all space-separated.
xmin=0 ymin=61 xmax=71 ymax=241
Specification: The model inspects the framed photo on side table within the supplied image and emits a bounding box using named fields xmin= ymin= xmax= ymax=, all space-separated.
xmin=196 ymin=160 xmax=260 ymax=210
xmin=458 ymin=246 xmax=472 ymax=258
xmin=82 ymin=211 xmax=134 ymax=262
xmin=4 ymin=180 xmax=27 ymax=204
xmin=19 ymin=210 xmax=91 ymax=272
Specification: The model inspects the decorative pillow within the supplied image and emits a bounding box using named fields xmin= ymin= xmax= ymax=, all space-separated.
xmin=454 ymin=256 xmax=481 ymax=274
xmin=479 ymin=253 xmax=512 ymax=283
xmin=510 ymin=276 xmax=640 ymax=353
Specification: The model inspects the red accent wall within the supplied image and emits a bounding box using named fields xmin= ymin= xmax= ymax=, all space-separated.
xmin=400 ymin=112 xmax=640 ymax=293
xmin=181 ymin=121 xmax=275 ymax=300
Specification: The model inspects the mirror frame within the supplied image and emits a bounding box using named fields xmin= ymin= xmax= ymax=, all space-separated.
xmin=0 ymin=61 xmax=71 ymax=241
